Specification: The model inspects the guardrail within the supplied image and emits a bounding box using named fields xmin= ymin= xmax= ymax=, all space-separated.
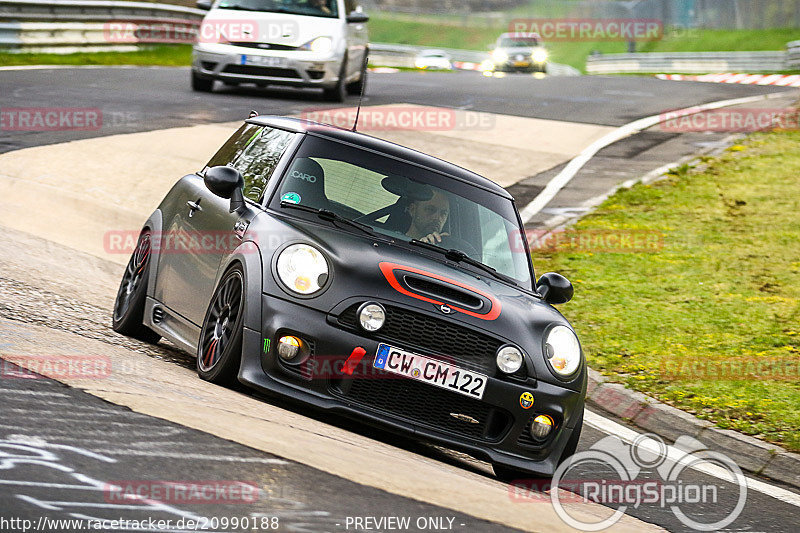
xmin=788 ymin=40 xmax=800 ymax=69
xmin=586 ymin=51 xmax=790 ymax=74
xmin=0 ymin=0 xmax=205 ymax=22
xmin=0 ymin=0 xmax=205 ymax=51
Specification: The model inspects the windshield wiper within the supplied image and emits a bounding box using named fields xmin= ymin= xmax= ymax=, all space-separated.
xmin=279 ymin=201 xmax=377 ymax=238
xmin=409 ymin=239 xmax=518 ymax=286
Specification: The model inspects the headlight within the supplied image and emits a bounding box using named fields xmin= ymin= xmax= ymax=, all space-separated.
xmin=303 ymin=36 xmax=333 ymax=54
xmin=531 ymin=47 xmax=548 ymax=63
xmin=544 ymin=325 xmax=581 ymax=378
xmin=276 ymin=244 xmax=329 ymax=295
xmin=358 ymin=302 xmax=386 ymax=332
xmin=496 ymin=345 xmax=524 ymax=374
xmin=492 ymin=49 xmax=508 ymax=63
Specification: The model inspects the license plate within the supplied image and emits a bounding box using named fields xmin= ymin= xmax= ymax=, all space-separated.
xmin=241 ymin=54 xmax=287 ymax=67
xmin=514 ymin=60 xmax=531 ymax=67
xmin=373 ymin=343 xmax=488 ymax=400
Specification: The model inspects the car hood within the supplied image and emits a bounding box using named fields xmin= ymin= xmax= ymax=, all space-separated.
xmin=203 ymin=8 xmax=343 ymax=47
xmin=253 ymin=213 xmax=582 ymax=389
xmin=499 ymin=46 xmax=539 ymax=54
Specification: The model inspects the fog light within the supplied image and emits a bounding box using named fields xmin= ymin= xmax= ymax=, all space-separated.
xmin=277 ymin=335 xmax=303 ymax=361
xmin=530 ymin=414 xmax=554 ymax=439
xmin=496 ymin=345 xmax=524 ymax=374
xmin=358 ymin=303 xmax=385 ymax=332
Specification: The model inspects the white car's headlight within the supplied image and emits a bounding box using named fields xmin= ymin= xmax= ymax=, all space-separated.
xmin=308 ymin=36 xmax=333 ymax=54
xmin=276 ymin=244 xmax=329 ymax=295
xmin=531 ymin=47 xmax=548 ymax=63
xmin=544 ymin=325 xmax=581 ymax=378
xmin=492 ymin=49 xmax=508 ymax=63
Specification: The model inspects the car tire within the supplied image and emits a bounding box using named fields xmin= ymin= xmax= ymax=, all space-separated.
xmin=323 ymin=57 xmax=348 ymax=102
xmin=346 ymin=51 xmax=368 ymax=96
xmin=492 ymin=408 xmax=584 ymax=483
xmin=112 ymin=230 xmax=161 ymax=344
xmin=197 ymin=265 xmax=245 ymax=386
xmin=191 ymin=71 xmax=214 ymax=92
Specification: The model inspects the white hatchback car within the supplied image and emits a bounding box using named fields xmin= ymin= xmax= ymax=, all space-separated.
xmin=192 ymin=0 xmax=368 ymax=101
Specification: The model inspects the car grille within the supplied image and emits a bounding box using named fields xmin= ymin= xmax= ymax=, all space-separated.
xmin=221 ymin=65 xmax=301 ymax=78
xmin=330 ymin=371 xmax=512 ymax=441
xmin=338 ymin=303 xmax=527 ymax=379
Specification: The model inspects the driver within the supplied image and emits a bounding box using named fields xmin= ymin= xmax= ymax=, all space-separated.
xmin=406 ymin=189 xmax=450 ymax=244
xmin=309 ymin=0 xmax=332 ymax=14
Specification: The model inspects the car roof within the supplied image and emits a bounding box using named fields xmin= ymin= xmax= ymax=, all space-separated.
xmin=499 ymin=32 xmax=542 ymax=40
xmin=247 ymin=115 xmax=513 ymax=199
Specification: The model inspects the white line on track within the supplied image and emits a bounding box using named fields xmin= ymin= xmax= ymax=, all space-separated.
xmin=519 ymin=92 xmax=791 ymax=223
xmin=0 ymin=389 xmax=69 ymax=397
xmin=584 ymin=409 xmax=800 ymax=508
xmin=90 ymin=450 xmax=289 ymax=464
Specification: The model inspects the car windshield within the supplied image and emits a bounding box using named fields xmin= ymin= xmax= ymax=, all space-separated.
xmin=216 ymin=0 xmax=339 ymax=18
xmin=270 ymin=135 xmax=534 ymax=288
xmin=499 ymin=37 xmax=539 ymax=47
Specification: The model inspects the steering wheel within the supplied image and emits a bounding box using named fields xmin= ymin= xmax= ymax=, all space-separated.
xmin=438 ymin=233 xmax=481 ymax=261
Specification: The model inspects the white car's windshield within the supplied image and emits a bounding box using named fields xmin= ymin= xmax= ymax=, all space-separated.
xmin=499 ymin=37 xmax=539 ymax=47
xmin=270 ymin=135 xmax=534 ymax=288
xmin=216 ymin=0 xmax=338 ymax=18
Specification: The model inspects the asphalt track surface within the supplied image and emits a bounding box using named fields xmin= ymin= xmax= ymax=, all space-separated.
xmin=1 ymin=67 xmax=799 ymax=533
xmin=0 ymin=66 xmax=791 ymax=153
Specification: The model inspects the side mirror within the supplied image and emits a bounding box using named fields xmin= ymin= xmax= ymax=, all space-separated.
xmin=196 ymin=0 xmax=212 ymax=10
xmin=204 ymin=166 xmax=245 ymax=213
xmin=536 ymin=272 xmax=573 ymax=304
xmin=346 ymin=12 xmax=369 ymax=23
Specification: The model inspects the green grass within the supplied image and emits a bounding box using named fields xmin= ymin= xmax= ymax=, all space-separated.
xmin=369 ymin=14 xmax=799 ymax=72
xmin=369 ymin=14 xmax=503 ymax=50
xmin=2 ymin=18 xmax=796 ymax=73
xmin=0 ymin=45 xmax=192 ymax=67
xmin=532 ymin=131 xmax=800 ymax=451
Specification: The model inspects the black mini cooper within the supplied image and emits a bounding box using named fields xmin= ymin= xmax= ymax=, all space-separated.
xmin=112 ymin=115 xmax=585 ymax=480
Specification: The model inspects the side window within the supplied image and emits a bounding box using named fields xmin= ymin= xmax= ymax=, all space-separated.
xmin=230 ymin=127 xmax=295 ymax=201
xmin=204 ymin=123 xmax=262 ymax=170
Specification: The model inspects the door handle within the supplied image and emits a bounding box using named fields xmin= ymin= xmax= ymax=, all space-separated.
xmin=187 ymin=199 xmax=202 ymax=218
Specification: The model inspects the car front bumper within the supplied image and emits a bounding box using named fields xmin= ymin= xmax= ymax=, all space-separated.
xmin=493 ymin=59 xmax=547 ymax=72
xmin=237 ymin=294 xmax=585 ymax=476
xmin=192 ymin=43 xmax=342 ymax=88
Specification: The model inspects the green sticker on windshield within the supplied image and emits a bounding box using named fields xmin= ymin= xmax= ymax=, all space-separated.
xmin=281 ymin=192 xmax=301 ymax=204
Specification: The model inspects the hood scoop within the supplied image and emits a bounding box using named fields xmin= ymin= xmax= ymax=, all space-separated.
xmin=403 ymin=274 xmax=485 ymax=311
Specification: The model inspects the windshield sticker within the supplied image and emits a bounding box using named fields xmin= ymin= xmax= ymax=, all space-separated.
xmin=281 ymin=192 xmax=301 ymax=204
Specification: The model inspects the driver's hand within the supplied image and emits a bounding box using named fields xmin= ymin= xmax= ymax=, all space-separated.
xmin=420 ymin=232 xmax=449 ymax=244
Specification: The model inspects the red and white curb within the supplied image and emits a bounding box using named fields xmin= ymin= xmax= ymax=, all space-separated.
xmin=452 ymin=61 xmax=485 ymax=72
xmin=657 ymin=73 xmax=800 ymax=87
